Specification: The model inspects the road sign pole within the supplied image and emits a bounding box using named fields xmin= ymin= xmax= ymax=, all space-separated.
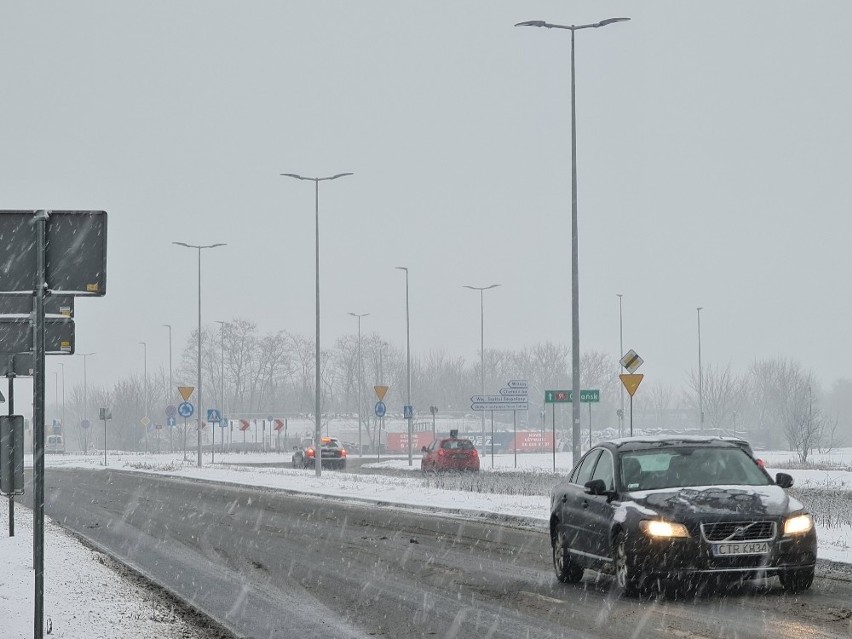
xmin=589 ymin=402 xmax=592 ymax=448
xmin=104 ymin=416 xmax=107 ymax=467
xmin=7 ymin=374 xmax=14 ymax=537
xmin=552 ymin=403 xmax=556 ymax=473
xmin=630 ymin=393 xmax=634 ymax=437
xmin=490 ymin=410 xmax=494 ymax=468
xmin=33 ymin=210 xmax=47 ymax=639
xmin=513 ymin=410 xmax=517 ymax=469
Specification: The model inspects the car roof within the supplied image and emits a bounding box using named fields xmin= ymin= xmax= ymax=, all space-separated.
xmin=603 ymin=436 xmax=744 ymax=453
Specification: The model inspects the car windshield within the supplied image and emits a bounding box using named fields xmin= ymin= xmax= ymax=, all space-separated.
xmin=619 ymin=447 xmax=772 ymax=491
xmin=321 ymin=438 xmax=341 ymax=449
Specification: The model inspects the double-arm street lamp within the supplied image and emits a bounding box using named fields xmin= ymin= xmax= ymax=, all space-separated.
xmin=516 ymin=16 xmax=630 ymax=465
xmin=464 ymin=284 xmax=500 ymax=457
xmin=280 ymin=172 xmax=353 ymax=477
xmin=348 ymin=313 xmax=369 ymax=458
xmin=173 ymin=241 xmax=227 ymax=467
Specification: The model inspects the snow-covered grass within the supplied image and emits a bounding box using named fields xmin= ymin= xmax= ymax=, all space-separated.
xmin=0 ymin=498 xmax=211 ymax=639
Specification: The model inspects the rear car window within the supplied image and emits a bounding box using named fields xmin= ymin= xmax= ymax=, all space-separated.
xmin=441 ymin=439 xmax=474 ymax=450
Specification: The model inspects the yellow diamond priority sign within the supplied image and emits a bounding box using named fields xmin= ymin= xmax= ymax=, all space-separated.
xmin=619 ymin=374 xmax=644 ymax=397
xmin=178 ymin=386 xmax=195 ymax=401
xmin=374 ymin=385 xmax=389 ymax=401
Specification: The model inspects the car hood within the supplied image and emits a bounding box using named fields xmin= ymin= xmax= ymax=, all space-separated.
xmin=623 ymin=485 xmax=803 ymax=520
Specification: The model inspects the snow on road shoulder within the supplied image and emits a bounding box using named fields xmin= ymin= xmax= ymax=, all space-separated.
xmin=0 ymin=499 xmax=211 ymax=639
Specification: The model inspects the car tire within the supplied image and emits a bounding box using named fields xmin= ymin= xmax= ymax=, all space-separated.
xmin=779 ymin=567 xmax=814 ymax=593
xmin=552 ymin=528 xmax=584 ymax=584
xmin=613 ymin=531 xmax=642 ymax=596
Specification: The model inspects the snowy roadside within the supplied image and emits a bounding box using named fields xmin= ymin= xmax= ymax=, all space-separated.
xmin=0 ymin=498 xmax=229 ymax=639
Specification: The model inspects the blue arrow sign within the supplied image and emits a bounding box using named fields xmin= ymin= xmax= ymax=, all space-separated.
xmin=167 ymin=417 xmax=177 ymax=428
xmin=375 ymin=401 xmax=387 ymax=417
xmin=178 ymin=402 xmax=194 ymax=418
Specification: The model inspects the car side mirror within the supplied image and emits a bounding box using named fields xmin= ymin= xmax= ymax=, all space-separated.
xmin=775 ymin=472 xmax=794 ymax=488
xmin=584 ymin=479 xmax=608 ymax=496
xmin=292 ymin=445 xmax=298 ymax=450
xmin=421 ymin=446 xmax=428 ymax=453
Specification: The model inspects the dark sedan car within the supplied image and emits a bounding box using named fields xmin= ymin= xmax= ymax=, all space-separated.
xmin=550 ymin=437 xmax=816 ymax=596
xmin=292 ymin=436 xmax=347 ymax=470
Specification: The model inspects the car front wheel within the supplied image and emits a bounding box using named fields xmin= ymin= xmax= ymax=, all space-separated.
xmin=779 ymin=567 xmax=814 ymax=593
xmin=552 ymin=528 xmax=583 ymax=584
xmin=613 ymin=532 xmax=642 ymax=596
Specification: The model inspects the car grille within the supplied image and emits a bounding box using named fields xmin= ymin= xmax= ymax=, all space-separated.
xmin=701 ymin=521 xmax=776 ymax=542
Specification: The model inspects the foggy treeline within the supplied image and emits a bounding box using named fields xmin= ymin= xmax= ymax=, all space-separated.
xmin=52 ymin=319 xmax=850 ymax=462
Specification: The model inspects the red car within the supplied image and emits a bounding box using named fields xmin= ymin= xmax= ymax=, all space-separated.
xmin=421 ymin=435 xmax=480 ymax=472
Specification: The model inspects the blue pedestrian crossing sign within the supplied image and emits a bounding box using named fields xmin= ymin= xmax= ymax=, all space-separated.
xmin=178 ymin=402 xmax=194 ymax=418
xmin=207 ymin=408 xmax=222 ymax=423
xmin=375 ymin=401 xmax=387 ymax=418
xmin=404 ymin=405 xmax=413 ymax=419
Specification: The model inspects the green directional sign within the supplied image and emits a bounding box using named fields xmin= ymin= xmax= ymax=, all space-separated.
xmin=544 ymin=389 xmax=600 ymax=403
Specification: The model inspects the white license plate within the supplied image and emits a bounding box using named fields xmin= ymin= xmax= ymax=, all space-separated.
xmin=712 ymin=541 xmax=770 ymax=556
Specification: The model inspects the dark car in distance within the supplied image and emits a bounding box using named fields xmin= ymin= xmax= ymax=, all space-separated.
xmin=421 ymin=433 xmax=480 ymax=472
xmin=292 ymin=436 xmax=347 ymax=470
xmin=550 ymin=437 xmax=816 ymax=596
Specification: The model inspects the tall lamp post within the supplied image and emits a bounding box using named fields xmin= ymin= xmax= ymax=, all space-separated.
xmin=79 ymin=353 xmax=95 ymax=454
xmin=395 ymin=267 xmax=413 ymax=466
xmin=617 ymin=294 xmax=625 ymax=437
xmin=173 ymin=241 xmax=227 ymax=467
xmin=348 ymin=312 xmax=369 ymax=458
xmin=139 ymin=341 xmax=148 ymax=453
xmin=464 ymin=284 xmax=500 ymax=456
xmin=215 ymin=320 xmax=226 ymax=458
xmin=516 ymin=16 xmax=630 ymax=465
xmin=163 ymin=324 xmax=173 ymax=453
xmin=280 ymin=171 xmax=353 ymax=477
xmin=697 ymin=307 xmax=704 ymax=431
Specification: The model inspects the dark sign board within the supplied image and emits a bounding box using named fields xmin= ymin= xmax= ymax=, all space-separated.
xmin=0 ymin=294 xmax=74 ymax=318
xmin=0 ymin=317 xmax=74 ymax=355
xmin=0 ymin=353 xmax=34 ymax=377
xmin=0 ymin=415 xmax=25 ymax=495
xmin=0 ymin=210 xmax=107 ymax=296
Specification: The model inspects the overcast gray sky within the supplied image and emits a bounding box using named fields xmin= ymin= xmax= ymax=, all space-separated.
xmin=3 ymin=2 xmax=851 ymax=401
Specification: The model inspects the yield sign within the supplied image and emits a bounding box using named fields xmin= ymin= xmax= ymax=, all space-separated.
xmin=178 ymin=386 xmax=195 ymax=401
xmin=374 ymin=385 xmax=389 ymax=401
xmin=619 ymin=374 xmax=644 ymax=397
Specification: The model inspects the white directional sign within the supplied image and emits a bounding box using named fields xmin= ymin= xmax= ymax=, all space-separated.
xmin=471 ymin=379 xmax=528 ymax=411
xmin=472 ymin=402 xmax=529 ymax=411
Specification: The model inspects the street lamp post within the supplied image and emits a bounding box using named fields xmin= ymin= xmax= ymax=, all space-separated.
xmin=139 ymin=341 xmax=148 ymax=453
xmin=348 ymin=313 xmax=369 ymax=458
xmin=697 ymin=307 xmax=704 ymax=431
xmin=617 ymin=293 xmax=624 ymax=437
xmin=395 ymin=267 xmax=413 ymax=466
xmin=464 ymin=284 xmax=500 ymax=457
xmin=163 ymin=324 xmax=173 ymax=452
xmin=280 ymin=171 xmax=353 ymax=477
xmin=516 ymin=16 xmax=630 ymax=466
xmin=79 ymin=353 xmax=95 ymax=454
xmin=173 ymin=242 xmax=227 ymax=467
xmin=215 ymin=320 xmax=226 ymax=459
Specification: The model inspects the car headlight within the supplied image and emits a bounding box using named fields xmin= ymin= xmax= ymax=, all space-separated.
xmin=639 ymin=520 xmax=690 ymax=539
xmin=784 ymin=513 xmax=814 ymax=536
